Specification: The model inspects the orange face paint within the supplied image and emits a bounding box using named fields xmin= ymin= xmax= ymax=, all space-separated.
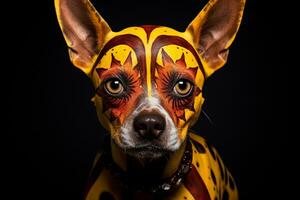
xmin=91 ymin=26 xmax=205 ymax=143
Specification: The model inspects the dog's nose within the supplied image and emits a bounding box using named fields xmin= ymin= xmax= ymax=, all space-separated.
xmin=134 ymin=112 xmax=166 ymax=139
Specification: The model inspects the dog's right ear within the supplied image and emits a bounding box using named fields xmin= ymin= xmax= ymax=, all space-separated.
xmin=54 ymin=0 xmax=111 ymax=74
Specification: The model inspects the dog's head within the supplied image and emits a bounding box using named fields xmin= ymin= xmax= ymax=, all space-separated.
xmin=55 ymin=0 xmax=245 ymax=158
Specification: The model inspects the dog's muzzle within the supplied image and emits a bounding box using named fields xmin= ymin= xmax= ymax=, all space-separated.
xmin=118 ymin=97 xmax=180 ymax=156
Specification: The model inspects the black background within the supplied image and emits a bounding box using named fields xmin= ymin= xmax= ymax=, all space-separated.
xmin=8 ymin=0 xmax=288 ymax=199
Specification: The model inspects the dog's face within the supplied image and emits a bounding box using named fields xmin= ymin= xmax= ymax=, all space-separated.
xmin=55 ymin=0 xmax=245 ymax=158
xmin=91 ymin=26 xmax=205 ymax=157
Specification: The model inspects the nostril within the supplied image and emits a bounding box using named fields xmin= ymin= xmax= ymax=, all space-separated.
xmin=134 ymin=122 xmax=147 ymax=137
xmin=133 ymin=112 xmax=166 ymax=139
xmin=136 ymin=123 xmax=147 ymax=131
xmin=154 ymin=123 xmax=164 ymax=131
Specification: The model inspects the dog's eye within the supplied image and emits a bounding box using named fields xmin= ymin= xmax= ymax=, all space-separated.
xmin=173 ymin=79 xmax=193 ymax=97
xmin=104 ymin=78 xmax=124 ymax=95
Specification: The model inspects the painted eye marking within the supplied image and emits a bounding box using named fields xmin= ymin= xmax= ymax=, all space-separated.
xmin=104 ymin=78 xmax=124 ymax=96
xmin=173 ymin=79 xmax=193 ymax=97
xmin=158 ymin=71 xmax=197 ymax=110
xmin=160 ymin=71 xmax=195 ymax=98
xmin=96 ymin=71 xmax=138 ymax=103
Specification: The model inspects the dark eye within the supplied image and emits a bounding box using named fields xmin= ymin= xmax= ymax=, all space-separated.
xmin=104 ymin=78 xmax=124 ymax=95
xmin=173 ymin=79 xmax=193 ymax=97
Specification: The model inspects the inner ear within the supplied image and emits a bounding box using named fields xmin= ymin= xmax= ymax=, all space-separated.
xmin=55 ymin=0 xmax=112 ymax=74
xmin=186 ymin=0 xmax=246 ymax=77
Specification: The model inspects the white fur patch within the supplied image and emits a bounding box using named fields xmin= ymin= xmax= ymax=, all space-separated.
xmin=119 ymin=97 xmax=180 ymax=151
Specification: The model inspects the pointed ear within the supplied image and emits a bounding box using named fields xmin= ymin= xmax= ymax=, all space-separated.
xmin=54 ymin=0 xmax=112 ymax=74
xmin=186 ymin=0 xmax=246 ymax=77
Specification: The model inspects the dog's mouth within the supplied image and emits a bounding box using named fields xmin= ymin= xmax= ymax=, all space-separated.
xmin=124 ymin=143 xmax=171 ymax=160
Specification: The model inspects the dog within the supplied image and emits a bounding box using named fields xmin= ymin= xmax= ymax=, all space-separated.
xmin=54 ymin=0 xmax=245 ymax=199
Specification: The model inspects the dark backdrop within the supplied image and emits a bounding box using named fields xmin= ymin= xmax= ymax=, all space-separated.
xmin=8 ymin=0 xmax=288 ymax=199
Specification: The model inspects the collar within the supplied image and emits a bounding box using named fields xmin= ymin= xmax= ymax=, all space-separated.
xmin=102 ymin=137 xmax=193 ymax=194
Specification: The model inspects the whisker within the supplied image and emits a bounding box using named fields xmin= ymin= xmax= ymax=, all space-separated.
xmin=202 ymin=109 xmax=213 ymax=125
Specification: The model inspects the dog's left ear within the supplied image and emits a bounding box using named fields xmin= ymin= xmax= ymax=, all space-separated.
xmin=186 ymin=0 xmax=246 ymax=77
xmin=54 ymin=0 xmax=111 ymax=74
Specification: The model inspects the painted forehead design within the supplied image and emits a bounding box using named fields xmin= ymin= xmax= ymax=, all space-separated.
xmin=93 ymin=26 xmax=205 ymax=86
xmin=92 ymin=34 xmax=146 ymax=77
xmin=150 ymin=34 xmax=205 ymax=78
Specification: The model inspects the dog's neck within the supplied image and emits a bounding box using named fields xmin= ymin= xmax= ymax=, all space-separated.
xmin=111 ymin=139 xmax=187 ymax=180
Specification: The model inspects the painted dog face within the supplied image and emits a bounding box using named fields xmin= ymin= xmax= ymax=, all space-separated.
xmin=55 ymin=0 xmax=245 ymax=157
xmin=91 ymin=26 xmax=206 ymax=155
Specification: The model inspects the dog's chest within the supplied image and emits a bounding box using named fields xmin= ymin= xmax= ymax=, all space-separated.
xmin=84 ymin=168 xmax=208 ymax=200
xmin=84 ymin=133 xmax=238 ymax=200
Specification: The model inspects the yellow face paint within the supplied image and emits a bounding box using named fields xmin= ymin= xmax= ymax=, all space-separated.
xmin=88 ymin=26 xmax=205 ymax=145
xmin=54 ymin=0 xmax=245 ymax=147
xmin=55 ymin=0 xmax=246 ymax=199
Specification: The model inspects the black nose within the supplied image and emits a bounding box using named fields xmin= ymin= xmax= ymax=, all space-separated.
xmin=134 ymin=112 xmax=166 ymax=139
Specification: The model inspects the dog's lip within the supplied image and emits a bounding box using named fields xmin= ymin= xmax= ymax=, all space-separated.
xmin=126 ymin=143 xmax=166 ymax=152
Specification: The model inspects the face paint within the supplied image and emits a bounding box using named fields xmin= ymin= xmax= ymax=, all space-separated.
xmin=55 ymin=0 xmax=246 ymax=152
xmin=55 ymin=1 xmax=246 ymax=198
xmin=91 ymin=26 xmax=205 ymax=151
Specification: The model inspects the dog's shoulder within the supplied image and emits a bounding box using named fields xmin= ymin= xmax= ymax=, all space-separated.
xmin=84 ymin=150 xmax=124 ymax=200
xmin=189 ymin=132 xmax=239 ymax=200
